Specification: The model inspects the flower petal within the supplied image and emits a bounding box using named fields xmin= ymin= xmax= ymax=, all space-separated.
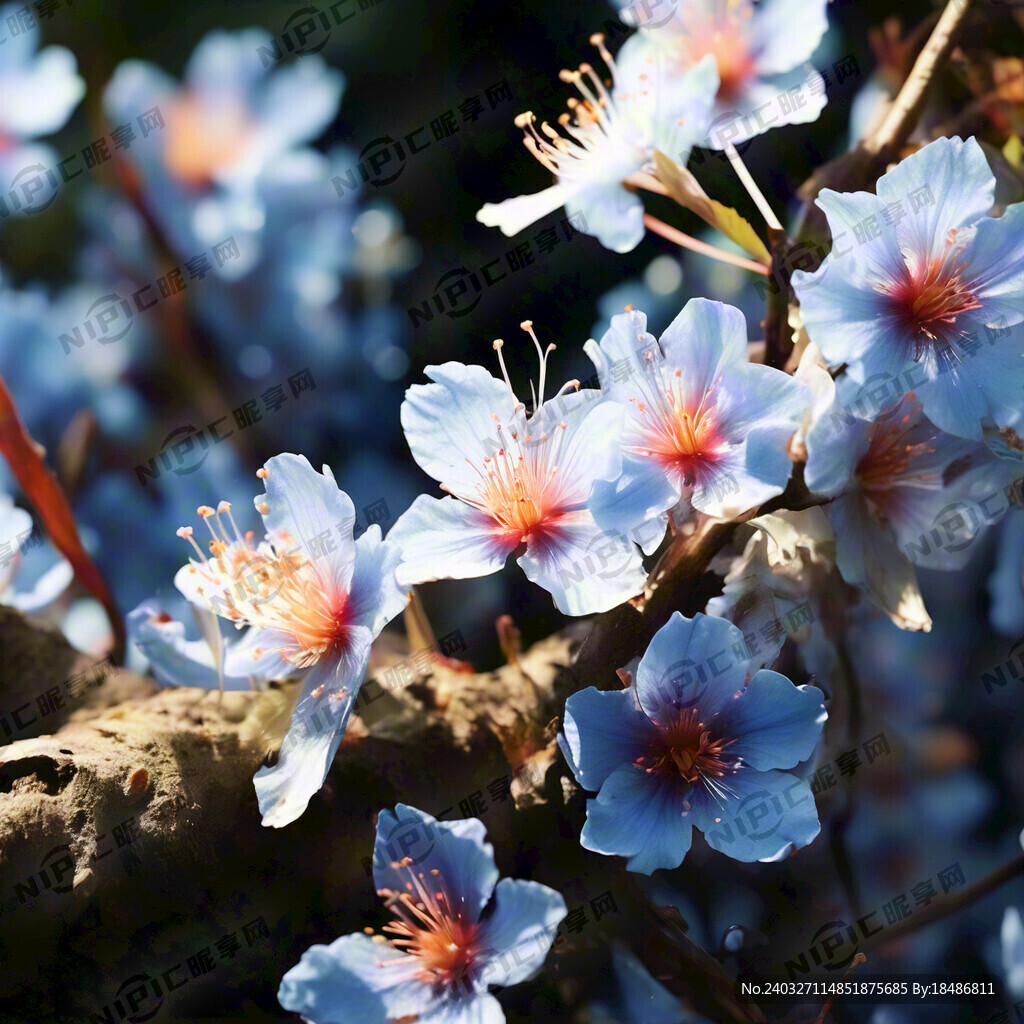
xmin=401 ymin=362 xmax=516 ymax=497
xmin=691 ymin=768 xmax=820 ymax=862
xmin=373 ymin=805 xmax=499 ymax=923
xmin=476 ymin=182 xmax=577 ymax=239
xmin=254 ymin=630 xmax=371 ymax=827
xmin=518 ymin=510 xmax=647 ymax=615
xmin=476 ymin=878 xmax=568 ymax=988
xmin=634 ymin=611 xmax=750 ymax=722
xmin=256 ymin=453 xmax=357 ymax=597
xmin=561 ymin=686 xmax=660 ymax=792
xmin=388 ymin=494 xmax=516 ymax=588
xmin=278 ymin=932 xmax=434 ymax=1024
xmin=346 ymin=524 xmax=406 ymax=636
xmin=581 ymin=763 xmax=693 ymax=875
xmin=716 ymin=671 xmax=826 ymax=771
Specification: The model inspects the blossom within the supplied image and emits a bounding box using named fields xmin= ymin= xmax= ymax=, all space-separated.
xmin=560 ymin=611 xmax=826 ymax=872
xmin=1003 ymin=907 xmax=1024 ymax=1001
xmin=0 ymin=3 xmax=85 ymax=209
xmin=585 ymin=301 xmax=808 ymax=543
xmin=173 ymin=453 xmax=405 ymax=827
xmin=618 ymin=0 xmax=829 ymax=147
xmin=278 ymin=804 xmax=567 ymax=1024
xmin=792 ymin=136 xmax=1024 ymax=440
xmin=476 ymin=33 xmax=718 ymax=253
xmin=388 ymin=323 xmax=647 ymax=615
xmin=804 ymin=392 xmax=1018 ymax=631
xmin=103 ymin=29 xmax=344 ymax=271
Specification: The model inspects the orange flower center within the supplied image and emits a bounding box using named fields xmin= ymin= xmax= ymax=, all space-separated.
xmin=163 ymin=95 xmax=253 ymax=187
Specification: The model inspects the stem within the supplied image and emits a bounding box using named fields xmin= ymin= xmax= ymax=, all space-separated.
xmin=865 ymin=853 xmax=1024 ymax=952
xmin=644 ymin=214 xmax=769 ymax=276
xmin=814 ymin=954 xmax=867 ymax=1024
xmin=865 ymin=0 xmax=975 ymax=159
xmin=724 ymin=143 xmax=783 ymax=233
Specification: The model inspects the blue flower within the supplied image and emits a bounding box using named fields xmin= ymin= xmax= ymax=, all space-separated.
xmin=805 ymin=391 xmax=1018 ymax=630
xmin=477 ymin=34 xmax=718 ymax=253
xmin=103 ymin=29 xmax=343 ymax=271
xmin=1003 ymin=907 xmax=1024 ymax=1001
xmin=561 ymin=611 xmax=826 ymax=872
xmin=590 ymin=944 xmax=697 ymax=1024
xmin=0 ymin=3 xmax=84 ymax=208
xmin=173 ymin=453 xmax=405 ymax=827
xmin=278 ymin=804 xmax=567 ymax=1024
xmin=389 ymin=327 xmax=647 ymax=616
xmin=620 ymin=0 xmax=830 ymax=147
xmin=792 ymin=136 xmax=1024 ymax=440
xmin=585 ymin=301 xmax=808 ymax=544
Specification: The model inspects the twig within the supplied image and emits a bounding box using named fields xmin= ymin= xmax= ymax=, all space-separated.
xmin=864 ymin=0 xmax=975 ymax=159
xmin=644 ymin=214 xmax=770 ymax=276
xmin=724 ymin=143 xmax=784 ymax=232
xmin=864 ymin=853 xmax=1024 ymax=952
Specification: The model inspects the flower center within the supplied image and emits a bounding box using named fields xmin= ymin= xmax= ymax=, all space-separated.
xmin=636 ymin=706 xmax=737 ymax=785
xmin=163 ymin=94 xmax=253 ymax=187
xmin=458 ymin=323 xmax=580 ymax=540
xmin=177 ymin=497 xmax=349 ymax=669
xmin=878 ymin=230 xmax=983 ymax=361
xmin=372 ymin=857 xmax=480 ymax=990
xmin=625 ymin=353 xmax=724 ymax=486
xmin=855 ymin=400 xmax=939 ymax=517
xmin=677 ymin=3 xmax=757 ymax=102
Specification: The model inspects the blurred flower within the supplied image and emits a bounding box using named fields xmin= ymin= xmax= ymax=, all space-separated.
xmin=173 ymin=453 xmax=405 ymax=827
xmin=989 ymin=513 xmax=1024 ymax=637
xmin=619 ymin=0 xmax=829 ymax=146
xmin=560 ymin=611 xmax=826 ymax=872
xmin=0 ymin=491 xmax=72 ymax=613
xmin=0 ymin=2 xmax=85 ymax=208
xmin=278 ymin=804 xmax=567 ymax=1024
xmin=805 ymin=392 xmax=1017 ymax=631
xmin=1003 ymin=907 xmax=1024 ymax=1001
xmin=585 ymin=301 xmax=807 ymax=546
xmin=793 ymin=136 xmax=1024 ymax=441
xmin=103 ymin=28 xmax=344 ymax=271
xmin=390 ymin=327 xmax=647 ymax=615
xmin=477 ymin=34 xmax=718 ymax=253
xmin=589 ymin=944 xmax=695 ymax=1024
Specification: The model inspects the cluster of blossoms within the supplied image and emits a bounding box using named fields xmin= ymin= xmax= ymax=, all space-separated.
xmin=6 ymin=1 xmax=1024 ymax=1021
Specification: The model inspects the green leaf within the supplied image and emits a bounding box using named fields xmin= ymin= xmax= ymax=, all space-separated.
xmin=653 ymin=150 xmax=771 ymax=264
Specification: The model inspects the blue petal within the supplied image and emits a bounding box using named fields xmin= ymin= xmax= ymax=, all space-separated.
xmin=561 ymin=686 xmax=660 ymax=792
xmin=254 ymin=631 xmax=372 ymax=827
xmin=587 ymin=460 xmax=674 ymax=553
xmin=969 ymin=201 xmax=1024 ymax=330
xmin=876 ymin=136 xmax=995 ymax=265
xmin=128 ymin=599 xmax=254 ymax=690
xmin=582 ymin=764 xmax=693 ymax=874
xmin=691 ymin=768 xmax=820 ymax=862
xmin=388 ymin=494 xmax=515 ymax=587
xmin=715 ymin=671 xmax=827 ymax=771
xmin=658 ymin=299 xmax=747 ymax=393
xmin=373 ymin=805 xmax=499 ymax=923
xmin=804 ymin=398 xmax=872 ymax=497
xmin=401 ymin=362 xmax=517 ymax=497
xmin=751 ymin=0 xmax=829 ymax=75
xmin=476 ymin=878 xmax=567 ymax=988
xmin=257 ymin=453 xmax=357 ymax=596
xmin=572 ymin=181 xmax=646 ymax=254
xmin=278 ymin=932 xmax=433 ymax=1024
xmin=606 ymin=943 xmax=693 ymax=1024
xmin=518 ymin=510 xmax=647 ymax=616
xmin=634 ymin=612 xmax=749 ymax=723
xmin=346 ymin=524 xmax=406 ymax=636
